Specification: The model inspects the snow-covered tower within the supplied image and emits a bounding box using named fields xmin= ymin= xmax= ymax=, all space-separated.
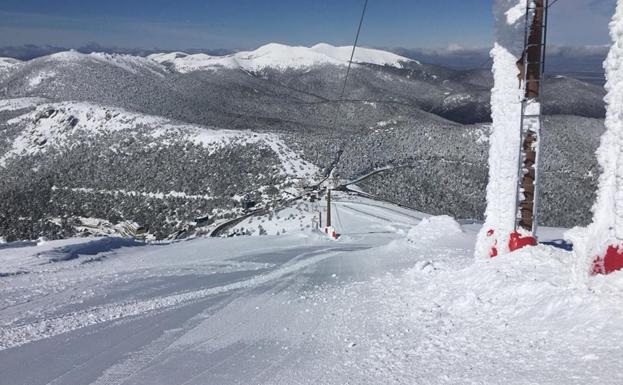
xmin=476 ymin=0 xmax=546 ymax=258
xmin=571 ymin=0 xmax=623 ymax=275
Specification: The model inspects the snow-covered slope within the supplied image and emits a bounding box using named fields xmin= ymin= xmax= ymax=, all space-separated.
xmin=42 ymin=50 xmax=167 ymax=76
xmin=1 ymin=195 xmax=621 ymax=384
xmin=0 ymin=57 xmax=21 ymax=80
xmin=5 ymin=51 xmax=168 ymax=93
xmin=148 ymin=42 xmax=416 ymax=73
xmin=0 ymin=100 xmax=318 ymax=179
xmin=0 ymin=57 xmax=20 ymax=69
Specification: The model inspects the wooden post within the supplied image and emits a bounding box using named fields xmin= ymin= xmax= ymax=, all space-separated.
xmin=517 ymin=0 xmax=545 ymax=232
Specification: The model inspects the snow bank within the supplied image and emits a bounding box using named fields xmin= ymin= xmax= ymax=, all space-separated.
xmin=407 ymin=215 xmax=462 ymax=244
xmin=475 ymin=0 xmax=526 ymax=258
xmin=569 ymin=0 xmax=623 ymax=278
xmin=148 ymin=43 xmax=414 ymax=73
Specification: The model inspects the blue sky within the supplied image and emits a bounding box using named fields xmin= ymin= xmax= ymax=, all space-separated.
xmin=0 ymin=0 xmax=616 ymax=50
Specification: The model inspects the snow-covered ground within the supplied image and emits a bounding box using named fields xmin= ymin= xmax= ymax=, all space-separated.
xmin=1 ymin=195 xmax=622 ymax=385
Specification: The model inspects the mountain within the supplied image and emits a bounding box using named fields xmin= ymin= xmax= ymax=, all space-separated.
xmin=148 ymin=43 xmax=417 ymax=73
xmin=0 ymin=43 xmax=607 ymax=241
xmin=0 ymin=57 xmax=21 ymax=82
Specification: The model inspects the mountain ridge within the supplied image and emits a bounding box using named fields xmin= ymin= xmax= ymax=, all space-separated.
xmin=147 ymin=42 xmax=418 ymax=73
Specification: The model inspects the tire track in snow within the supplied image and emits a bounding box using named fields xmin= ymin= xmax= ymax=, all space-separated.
xmin=0 ymin=247 xmax=348 ymax=351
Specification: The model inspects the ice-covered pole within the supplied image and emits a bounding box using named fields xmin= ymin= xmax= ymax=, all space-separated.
xmin=475 ymin=0 xmax=528 ymax=258
xmin=570 ymin=0 xmax=623 ymax=275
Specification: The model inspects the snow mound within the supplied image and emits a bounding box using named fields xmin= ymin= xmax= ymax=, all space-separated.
xmin=148 ymin=42 xmax=415 ymax=73
xmin=407 ymin=215 xmax=463 ymax=244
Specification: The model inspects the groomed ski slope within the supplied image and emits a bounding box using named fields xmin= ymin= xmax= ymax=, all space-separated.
xmin=1 ymin=194 xmax=622 ymax=385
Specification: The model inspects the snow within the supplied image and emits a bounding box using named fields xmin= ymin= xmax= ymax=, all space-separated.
xmin=0 ymin=57 xmax=21 ymax=80
xmin=0 ymin=57 xmax=20 ymax=70
xmin=0 ymin=97 xmax=47 ymax=112
xmin=52 ymin=186 xmax=215 ymax=201
xmin=569 ymin=0 xmax=623 ymax=278
xmin=42 ymin=50 xmax=166 ymax=76
xmin=407 ymin=215 xmax=462 ymax=243
xmin=0 ymin=101 xmax=318 ymax=179
xmin=27 ymin=70 xmax=56 ymax=88
xmin=310 ymin=43 xmax=420 ymax=67
xmin=228 ymin=193 xmax=426 ymax=237
xmin=475 ymin=0 xmax=526 ymax=258
xmin=0 ymin=195 xmax=621 ymax=384
xmin=505 ymin=0 xmax=531 ymax=24
xmin=147 ymin=42 xmax=415 ymax=73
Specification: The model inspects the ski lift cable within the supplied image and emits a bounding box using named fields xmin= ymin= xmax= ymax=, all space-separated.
xmin=338 ymin=0 xmax=369 ymax=101
xmin=548 ymin=0 xmax=560 ymax=8
xmin=330 ymin=0 xmax=369 ymax=124
xmin=324 ymin=0 xmax=369 ymax=180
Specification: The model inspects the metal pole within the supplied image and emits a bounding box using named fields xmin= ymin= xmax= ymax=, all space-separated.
xmin=326 ymin=190 xmax=332 ymax=228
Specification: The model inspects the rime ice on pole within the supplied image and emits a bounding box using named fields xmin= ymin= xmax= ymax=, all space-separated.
xmin=570 ymin=0 xmax=623 ymax=275
xmin=475 ymin=0 xmax=527 ymax=258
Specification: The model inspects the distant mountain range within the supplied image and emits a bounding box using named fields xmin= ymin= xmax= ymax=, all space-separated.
xmin=0 ymin=42 xmax=608 ymax=81
xmin=0 ymin=43 xmax=607 ymax=241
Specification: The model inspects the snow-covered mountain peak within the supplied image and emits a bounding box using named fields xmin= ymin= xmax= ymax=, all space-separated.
xmin=148 ymin=42 xmax=416 ymax=74
xmin=310 ymin=43 xmax=420 ymax=67
xmin=38 ymin=50 xmax=166 ymax=75
xmin=0 ymin=57 xmax=21 ymax=68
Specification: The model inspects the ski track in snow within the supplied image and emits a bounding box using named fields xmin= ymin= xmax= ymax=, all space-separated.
xmin=0 ymin=246 xmax=343 ymax=351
